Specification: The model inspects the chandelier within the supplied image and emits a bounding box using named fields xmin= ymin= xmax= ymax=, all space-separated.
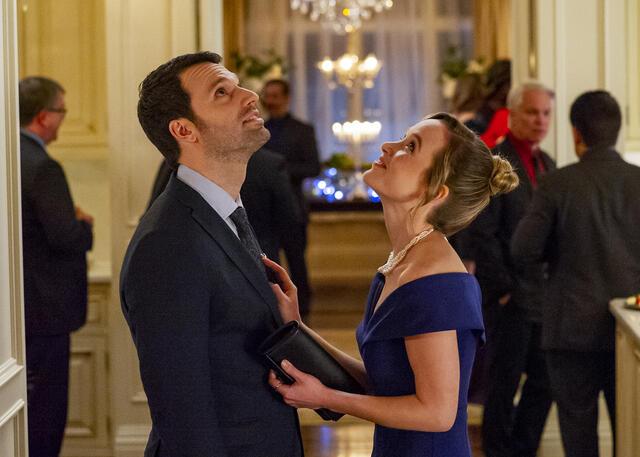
xmin=332 ymin=120 xmax=381 ymax=144
xmin=317 ymin=52 xmax=382 ymax=90
xmin=290 ymin=0 xmax=394 ymax=34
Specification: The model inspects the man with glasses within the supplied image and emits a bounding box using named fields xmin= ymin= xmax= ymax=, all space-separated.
xmin=19 ymin=76 xmax=93 ymax=457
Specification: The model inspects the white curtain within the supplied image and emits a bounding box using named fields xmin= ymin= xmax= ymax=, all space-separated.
xmin=245 ymin=0 xmax=473 ymax=163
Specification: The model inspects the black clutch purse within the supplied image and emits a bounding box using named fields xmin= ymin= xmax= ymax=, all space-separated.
xmin=259 ymin=320 xmax=365 ymax=421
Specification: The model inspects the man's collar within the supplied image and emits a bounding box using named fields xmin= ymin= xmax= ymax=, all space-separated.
xmin=20 ymin=128 xmax=47 ymax=150
xmin=176 ymin=164 xmax=242 ymax=220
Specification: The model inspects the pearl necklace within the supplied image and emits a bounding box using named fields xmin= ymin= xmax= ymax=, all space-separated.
xmin=378 ymin=227 xmax=435 ymax=275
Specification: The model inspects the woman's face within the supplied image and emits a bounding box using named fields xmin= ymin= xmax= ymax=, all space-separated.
xmin=364 ymin=119 xmax=449 ymax=203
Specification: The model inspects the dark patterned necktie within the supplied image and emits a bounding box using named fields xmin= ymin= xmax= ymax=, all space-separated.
xmin=229 ymin=206 xmax=263 ymax=269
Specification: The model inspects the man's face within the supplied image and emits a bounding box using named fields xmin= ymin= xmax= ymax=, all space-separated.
xmin=179 ymin=62 xmax=270 ymax=160
xmin=41 ymin=92 xmax=67 ymax=144
xmin=510 ymin=89 xmax=553 ymax=144
xmin=260 ymin=83 xmax=289 ymax=118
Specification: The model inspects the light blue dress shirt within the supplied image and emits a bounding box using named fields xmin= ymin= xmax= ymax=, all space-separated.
xmin=176 ymin=164 xmax=243 ymax=238
xmin=21 ymin=128 xmax=47 ymax=150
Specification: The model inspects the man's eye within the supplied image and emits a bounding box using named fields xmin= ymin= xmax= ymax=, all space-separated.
xmin=215 ymin=87 xmax=227 ymax=96
xmin=405 ymin=141 xmax=415 ymax=152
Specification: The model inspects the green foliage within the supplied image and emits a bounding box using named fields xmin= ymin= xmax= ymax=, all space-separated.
xmin=324 ymin=153 xmax=372 ymax=171
xmin=440 ymin=46 xmax=486 ymax=81
xmin=231 ymin=49 xmax=287 ymax=80
xmin=441 ymin=46 xmax=468 ymax=79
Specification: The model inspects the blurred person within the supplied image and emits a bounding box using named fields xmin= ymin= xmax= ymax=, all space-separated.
xmin=19 ymin=76 xmax=94 ymax=457
xmin=120 ymin=52 xmax=303 ymax=456
xmin=261 ymin=78 xmax=321 ymax=316
xmin=469 ymin=81 xmax=557 ymax=457
xmin=512 ymin=90 xmax=640 ymax=457
xmin=469 ymin=59 xmax=511 ymax=136
xmin=265 ymin=112 xmax=519 ymax=457
xmin=450 ymin=73 xmax=485 ymax=130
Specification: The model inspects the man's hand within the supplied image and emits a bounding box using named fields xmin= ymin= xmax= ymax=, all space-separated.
xmin=75 ymin=206 xmax=94 ymax=226
xmin=498 ymin=293 xmax=511 ymax=306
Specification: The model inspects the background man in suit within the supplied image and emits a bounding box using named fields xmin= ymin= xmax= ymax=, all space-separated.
xmin=470 ymin=81 xmax=556 ymax=457
xmin=512 ymin=91 xmax=640 ymax=457
xmin=19 ymin=76 xmax=94 ymax=457
xmin=120 ymin=52 xmax=303 ymax=456
xmin=261 ymin=79 xmax=321 ymax=316
xmin=241 ymin=148 xmax=304 ymax=262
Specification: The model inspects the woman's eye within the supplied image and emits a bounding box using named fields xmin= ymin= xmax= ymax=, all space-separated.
xmin=405 ymin=141 xmax=415 ymax=153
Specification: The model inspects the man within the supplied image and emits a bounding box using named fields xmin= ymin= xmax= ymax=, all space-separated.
xmin=470 ymin=81 xmax=556 ymax=457
xmin=261 ymin=79 xmax=321 ymax=316
xmin=240 ymin=148 xmax=304 ymax=262
xmin=512 ymin=91 xmax=640 ymax=457
xmin=19 ymin=76 xmax=94 ymax=457
xmin=120 ymin=52 xmax=303 ymax=456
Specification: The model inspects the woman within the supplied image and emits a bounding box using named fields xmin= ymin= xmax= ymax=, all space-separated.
xmin=450 ymin=73 xmax=485 ymax=130
xmin=263 ymin=112 xmax=518 ymax=456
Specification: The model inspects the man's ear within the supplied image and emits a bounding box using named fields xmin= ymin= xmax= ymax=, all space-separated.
xmin=571 ymin=126 xmax=582 ymax=145
xmin=34 ymin=110 xmax=49 ymax=127
xmin=572 ymin=126 xmax=587 ymax=157
xmin=168 ymin=118 xmax=198 ymax=144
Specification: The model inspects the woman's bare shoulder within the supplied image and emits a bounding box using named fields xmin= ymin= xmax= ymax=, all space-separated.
xmin=397 ymin=234 xmax=467 ymax=286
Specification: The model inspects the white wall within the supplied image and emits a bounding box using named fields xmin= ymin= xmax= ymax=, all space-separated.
xmin=512 ymin=0 xmax=627 ymax=167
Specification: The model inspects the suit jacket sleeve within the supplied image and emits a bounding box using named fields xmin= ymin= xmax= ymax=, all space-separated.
xmin=511 ymin=176 xmax=556 ymax=265
xmin=31 ymin=159 xmax=93 ymax=253
xmin=467 ymin=195 xmax=514 ymax=303
xmin=123 ymin=232 xmax=228 ymax=456
xmin=289 ymin=124 xmax=321 ymax=180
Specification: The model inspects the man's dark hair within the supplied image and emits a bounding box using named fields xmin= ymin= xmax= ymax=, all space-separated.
xmin=19 ymin=76 xmax=65 ymax=127
xmin=570 ymin=90 xmax=621 ymax=148
xmin=137 ymin=51 xmax=222 ymax=167
xmin=263 ymin=79 xmax=290 ymax=96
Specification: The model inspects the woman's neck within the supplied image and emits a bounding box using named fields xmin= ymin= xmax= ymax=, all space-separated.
xmin=381 ymin=199 xmax=432 ymax=253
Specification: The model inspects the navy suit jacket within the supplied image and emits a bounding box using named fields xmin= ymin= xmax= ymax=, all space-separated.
xmin=120 ymin=174 xmax=303 ymax=456
xmin=20 ymin=132 xmax=93 ymax=336
xmin=511 ymin=147 xmax=640 ymax=351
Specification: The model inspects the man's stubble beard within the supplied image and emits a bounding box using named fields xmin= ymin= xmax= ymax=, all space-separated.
xmin=200 ymin=124 xmax=271 ymax=163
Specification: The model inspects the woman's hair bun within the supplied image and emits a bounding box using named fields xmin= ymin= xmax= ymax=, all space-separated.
xmin=489 ymin=155 xmax=519 ymax=196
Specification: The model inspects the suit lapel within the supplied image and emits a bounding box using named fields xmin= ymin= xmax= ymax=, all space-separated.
xmin=169 ymin=175 xmax=284 ymax=326
xmin=498 ymin=139 xmax=534 ymax=195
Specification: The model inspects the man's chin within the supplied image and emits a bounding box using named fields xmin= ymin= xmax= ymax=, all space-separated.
xmin=249 ymin=126 xmax=271 ymax=147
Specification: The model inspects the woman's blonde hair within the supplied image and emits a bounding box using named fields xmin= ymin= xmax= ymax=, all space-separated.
xmin=417 ymin=112 xmax=519 ymax=236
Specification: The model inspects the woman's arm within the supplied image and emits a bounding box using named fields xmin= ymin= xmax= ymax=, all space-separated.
xmin=262 ymin=256 xmax=368 ymax=386
xmin=271 ymin=330 xmax=460 ymax=432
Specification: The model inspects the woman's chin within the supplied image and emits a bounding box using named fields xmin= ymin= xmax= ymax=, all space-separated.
xmin=363 ymin=169 xmax=377 ymax=188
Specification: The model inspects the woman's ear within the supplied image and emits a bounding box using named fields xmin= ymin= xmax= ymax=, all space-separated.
xmin=168 ymin=118 xmax=198 ymax=144
xmin=432 ymin=184 xmax=450 ymax=205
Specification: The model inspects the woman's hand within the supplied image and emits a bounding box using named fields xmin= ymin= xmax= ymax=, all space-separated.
xmin=269 ymin=360 xmax=333 ymax=410
xmin=262 ymin=256 xmax=301 ymax=323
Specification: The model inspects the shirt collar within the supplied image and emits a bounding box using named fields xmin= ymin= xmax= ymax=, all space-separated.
xmin=20 ymin=128 xmax=47 ymax=150
xmin=176 ymin=164 xmax=243 ymax=220
xmin=507 ymin=131 xmax=538 ymax=157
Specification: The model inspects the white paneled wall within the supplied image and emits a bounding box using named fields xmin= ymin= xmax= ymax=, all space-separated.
xmin=0 ymin=0 xmax=28 ymax=455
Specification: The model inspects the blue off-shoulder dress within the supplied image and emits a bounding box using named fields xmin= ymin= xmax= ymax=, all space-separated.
xmin=356 ymin=272 xmax=485 ymax=457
